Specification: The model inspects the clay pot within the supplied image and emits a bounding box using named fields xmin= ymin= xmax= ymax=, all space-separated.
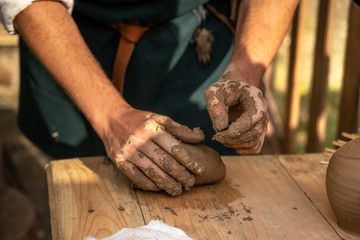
xmin=326 ymin=137 xmax=360 ymax=236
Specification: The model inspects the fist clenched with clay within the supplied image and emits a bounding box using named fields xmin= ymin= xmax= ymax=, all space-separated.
xmin=100 ymin=109 xmax=225 ymax=196
xmin=205 ymin=71 xmax=269 ymax=154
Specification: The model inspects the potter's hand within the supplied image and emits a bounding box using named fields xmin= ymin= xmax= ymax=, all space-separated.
xmin=100 ymin=109 xmax=205 ymax=196
xmin=12 ymin=0 xmax=205 ymax=196
xmin=205 ymin=72 xmax=269 ymax=154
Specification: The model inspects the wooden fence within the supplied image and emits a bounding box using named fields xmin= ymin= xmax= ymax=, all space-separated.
xmin=265 ymin=0 xmax=360 ymax=154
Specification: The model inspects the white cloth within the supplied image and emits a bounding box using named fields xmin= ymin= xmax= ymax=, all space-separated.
xmin=85 ymin=220 xmax=194 ymax=240
xmin=0 ymin=0 xmax=74 ymax=34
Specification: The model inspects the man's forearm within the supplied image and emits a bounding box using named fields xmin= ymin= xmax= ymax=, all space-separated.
xmin=228 ymin=0 xmax=300 ymax=87
xmin=13 ymin=1 xmax=129 ymax=136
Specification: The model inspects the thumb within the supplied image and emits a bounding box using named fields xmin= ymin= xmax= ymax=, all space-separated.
xmin=152 ymin=114 xmax=205 ymax=144
xmin=205 ymin=87 xmax=229 ymax=132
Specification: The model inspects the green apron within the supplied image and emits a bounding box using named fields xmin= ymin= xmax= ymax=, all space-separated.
xmin=18 ymin=0 xmax=236 ymax=158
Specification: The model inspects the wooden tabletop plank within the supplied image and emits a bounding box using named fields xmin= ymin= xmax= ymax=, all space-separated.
xmin=46 ymin=157 xmax=146 ymax=240
xmin=0 ymin=26 xmax=18 ymax=46
xmin=277 ymin=153 xmax=360 ymax=240
xmin=136 ymin=155 xmax=342 ymax=239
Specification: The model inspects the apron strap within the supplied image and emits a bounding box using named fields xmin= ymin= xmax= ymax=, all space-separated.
xmin=111 ymin=21 xmax=149 ymax=94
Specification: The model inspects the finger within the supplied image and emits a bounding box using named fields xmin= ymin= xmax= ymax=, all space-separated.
xmin=230 ymin=117 xmax=267 ymax=143
xmin=205 ymin=84 xmax=229 ymax=132
xmin=236 ymin=147 xmax=261 ymax=155
xmin=224 ymin=85 xmax=267 ymax=136
xmin=219 ymin=138 xmax=259 ymax=149
xmin=144 ymin=118 xmax=204 ymax=175
xmin=151 ymin=114 xmax=205 ymax=144
xmin=137 ymin=139 xmax=195 ymax=190
xmin=236 ymin=129 xmax=267 ymax=155
xmin=113 ymin=154 xmax=160 ymax=192
xmin=152 ymin=131 xmax=204 ymax=175
xmin=122 ymin=141 xmax=183 ymax=196
xmin=236 ymin=121 xmax=265 ymax=142
xmin=213 ymin=116 xmax=266 ymax=145
xmin=215 ymin=119 xmax=268 ymax=150
xmin=226 ymin=110 xmax=267 ymax=138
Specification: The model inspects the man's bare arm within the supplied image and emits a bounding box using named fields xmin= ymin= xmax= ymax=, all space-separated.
xmin=206 ymin=0 xmax=299 ymax=154
xmin=14 ymin=1 xmax=205 ymax=195
xmin=14 ymin=1 xmax=127 ymax=132
xmin=228 ymin=0 xmax=300 ymax=85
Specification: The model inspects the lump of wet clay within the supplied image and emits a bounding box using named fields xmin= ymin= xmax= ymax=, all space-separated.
xmin=183 ymin=143 xmax=226 ymax=185
xmin=326 ymin=137 xmax=360 ymax=236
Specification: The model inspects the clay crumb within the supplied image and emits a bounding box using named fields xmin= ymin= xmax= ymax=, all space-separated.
xmin=164 ymin=206 xmax=178 ymax=216
xmin=242 ymin=216 xmax=253 ymax=222
xmin=241 ymin=203 xmax=251 ymax=214
xmin=228 ymin=206 xmax=235 ymax=216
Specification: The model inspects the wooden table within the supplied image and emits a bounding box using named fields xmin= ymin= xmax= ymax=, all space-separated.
xmin=46 ymin=154 xmax=360 ymax=240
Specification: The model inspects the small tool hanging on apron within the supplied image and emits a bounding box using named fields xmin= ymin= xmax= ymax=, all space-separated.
xmin=110 ymin=3 xmax=236 ymax=94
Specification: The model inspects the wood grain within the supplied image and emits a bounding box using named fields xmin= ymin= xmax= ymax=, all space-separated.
xmin=136 ymin=155 xmax=341 ymax=239
xmin=0 ymin=26 xmax=18 ymax=46
xmin=278 ymin=153 xmax=360 ymax=240
xmin=47 ymin=154 xmax=360 ymax=239
xmin=46 ymin=157 xmax=145 ymax=240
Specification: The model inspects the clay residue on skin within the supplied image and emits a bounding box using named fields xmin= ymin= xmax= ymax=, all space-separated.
xmin=207 ymin=79 xmax=267 ymax=146
xmin=114 ymin=155 xmax=128 ymax=170
xmin=146 ymin=166 xmax=182 ymax=196
xmin=129 ymin=165 xmax=160 ymax=192
xmin=119 ymin=135 xmax=137 ymax=159
xmin=183 ymin=143 xmax=226 ymax=186
xmin=144 ymin=118 xmax=165 ymax=133
xmin=153 ymin=147 xmax=195 ymax=190
xmin=239 ymin=85 xmax=258 ymax=117
xmin=151 ymin=114 xmax=205 ymax=143
xmin=206 ymin=84 xmax=228 ymax=132
xmin=220 ymin=71 xmax=232 ymax=81
xmin=118 ymin=118 xmax=199 ymax=195
xmin=113 ymin=151 xmax=160 ymax=192
xmin=171 ymin=144 xmax=204 ymax=175
xmin=175 ymin=166 xmax=195 ymax=190
xmin=154 ymin=147 xmax=171 ymax=172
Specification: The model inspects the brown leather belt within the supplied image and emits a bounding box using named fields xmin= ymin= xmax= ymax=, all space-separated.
xmin=110 ymin=4 xmax=234 ymax=95
xmin=110 ymin=21 xmax=150 ymax=95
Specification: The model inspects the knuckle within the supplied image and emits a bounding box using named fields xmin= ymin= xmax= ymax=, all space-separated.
xmin=205 ymin=89 xmax=214 ymax=101
xmin=251 ymin=126 xmax=263 ymax=136
xmin=248 ymin=139 xmax=257 ymax=148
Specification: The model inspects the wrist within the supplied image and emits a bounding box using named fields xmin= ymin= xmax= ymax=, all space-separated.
xmin=83 ymin=85 xmax=133 ymax=139
xmin=222 ymin=62 xmax=265 ymax=89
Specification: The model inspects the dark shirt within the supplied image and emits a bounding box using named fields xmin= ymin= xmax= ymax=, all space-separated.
xmin=18 ymin=0 xmax=236 ymax=158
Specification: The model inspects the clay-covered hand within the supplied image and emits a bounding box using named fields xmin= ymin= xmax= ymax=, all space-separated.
xmin=100 ymin=109 xmax=205 ymax=196
xmin=205 ymin=72 xmax=269 ymax=154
